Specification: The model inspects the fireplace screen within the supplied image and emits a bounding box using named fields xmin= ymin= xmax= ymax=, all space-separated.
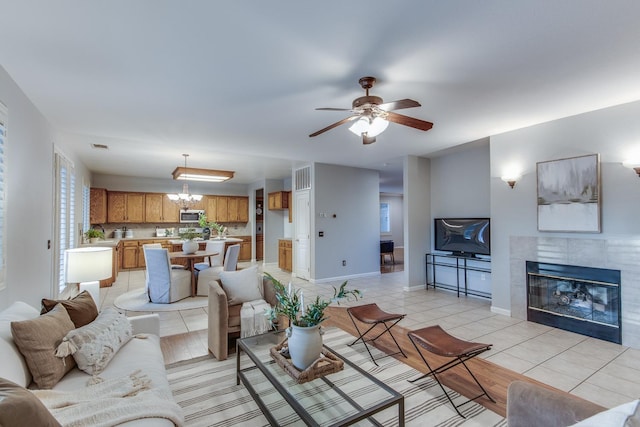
xmin=526 ymin=261 xmax=621 ymax=344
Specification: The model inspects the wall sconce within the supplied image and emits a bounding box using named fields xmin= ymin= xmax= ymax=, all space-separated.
xmin=501 ymin=175 xmax=520 ymax=189
xmin=623 ymin=160 xmax=640 ymax=177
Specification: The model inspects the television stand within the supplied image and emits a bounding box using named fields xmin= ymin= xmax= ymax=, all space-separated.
xmin=425 ymin=253 xmax=491 ymax=298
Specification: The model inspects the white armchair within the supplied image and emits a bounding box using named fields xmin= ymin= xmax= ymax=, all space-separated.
xmin=144 ymin=247 xmax=192 ymax=303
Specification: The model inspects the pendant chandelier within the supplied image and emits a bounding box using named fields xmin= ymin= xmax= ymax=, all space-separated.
xmin=167 ymin=154 xmax=203 ymax=209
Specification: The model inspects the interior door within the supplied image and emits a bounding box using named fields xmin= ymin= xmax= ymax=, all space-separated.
xmin=294 ymin=190 xmax=310 ymax=280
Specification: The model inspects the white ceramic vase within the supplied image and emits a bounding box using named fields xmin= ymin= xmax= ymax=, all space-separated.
xmin=182 ymin=240 xmax=198 ymax=254
xmin=286 ymin=324 xmax=323 ymax=370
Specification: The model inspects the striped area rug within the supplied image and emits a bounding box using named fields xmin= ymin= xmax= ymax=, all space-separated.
xmin=167 ymin=327 xmax=506 ymax=426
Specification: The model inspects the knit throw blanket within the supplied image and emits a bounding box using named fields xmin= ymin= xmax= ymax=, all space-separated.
xmin=240 ymin=299 xmax=271 ymax=338
xmin=32 ymin=370 xmax=184 ymax=427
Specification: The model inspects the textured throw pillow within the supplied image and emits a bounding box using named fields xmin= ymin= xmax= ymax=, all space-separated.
xmin=56 ymin=307 xmax=132 ymax=375
xmin=41 ymin=290 xmax=99 ymax=328
xmin=571 ymin=399 xmax=640 ymax=427
xmin=10 ymin=304 xmax=76 ymax=389
xmin=220 ymin=266 xmax=263 ymax=305
xmin=0 ymin=378 xmax=61 ymax=427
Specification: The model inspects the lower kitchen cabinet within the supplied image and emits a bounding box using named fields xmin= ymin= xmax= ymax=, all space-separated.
xmin=278 ymin=239 xmax=292 ymax=272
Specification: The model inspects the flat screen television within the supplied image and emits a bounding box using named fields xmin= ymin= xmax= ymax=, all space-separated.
xmin=434 ymin=218 xmax=491 ymax=257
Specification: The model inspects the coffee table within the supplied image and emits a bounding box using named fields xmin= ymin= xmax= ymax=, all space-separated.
xmin=236 ymin=329 xmax=405 ymax=426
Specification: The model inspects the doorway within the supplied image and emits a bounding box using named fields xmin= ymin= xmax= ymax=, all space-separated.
xmin=255 ymin=188 xmax=264 ymax=261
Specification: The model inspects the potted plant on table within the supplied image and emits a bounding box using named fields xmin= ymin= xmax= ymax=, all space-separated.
xmin=178 ymin=227 xmax=200 ymax=254
xmin=84 ymin=229 xmax=105 ymax=243
xmin=264 ymin=272 xmax=362 ymax=370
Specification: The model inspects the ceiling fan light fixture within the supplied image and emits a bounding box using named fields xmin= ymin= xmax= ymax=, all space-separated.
xmin=348 ymin=116 xmax=389 ymax=138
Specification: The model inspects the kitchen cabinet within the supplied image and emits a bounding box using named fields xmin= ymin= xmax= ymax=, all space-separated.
xmin=121 ymin=241 xmax=139 ymax=269
xmin=278 ymin=239 xmax=292 ymax=272
xmin=238 ymin=236 xmax=251 ymax=261
xmin=268 ymin=191 xmax=290 ymax=210
xmin=204 ymin=196 xmax=217 ymax=222
xmin=145 ymin=193 xmax=180 ymax=223
xmin=107 ymin=192 xmax=145 ymax=223
xmin=90 ymin=188 xmax=107 ymax=224
xmin=213 ymin=196 xmax=249 ymax=223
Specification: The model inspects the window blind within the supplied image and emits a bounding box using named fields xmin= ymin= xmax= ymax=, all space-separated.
xmin=54 ymin=151 xmax=75 ymax=294
xmin=0 ymin=103 xmax=6 ymax=290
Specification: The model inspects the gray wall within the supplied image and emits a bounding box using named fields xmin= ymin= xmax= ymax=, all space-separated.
xmin=92 ymin=173 xmax=248 ymax=196
xmin=403 ymin=156 xmax=431 ymax=288
xmin=490 ymin=100 xmax=640 ymax=313
xmin=0 ymin=66 xmax=91 ymax=309
xmin=313 ymin=163 xmax=379 ymax=281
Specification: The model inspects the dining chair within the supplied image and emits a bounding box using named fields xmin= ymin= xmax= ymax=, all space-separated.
xmin=196 ymin=244 xmax=241 ymax=296
xmin=194 ymin=240 xmax=226 ymax=272
xmin=143 ymin=247 xmax=191 ymax=303
xmin=142 ymin=243 xmax=185 ymax=270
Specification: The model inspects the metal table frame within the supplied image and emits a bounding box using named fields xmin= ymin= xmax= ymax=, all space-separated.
xmin=236 ymin=330 xmax=405 ymax=427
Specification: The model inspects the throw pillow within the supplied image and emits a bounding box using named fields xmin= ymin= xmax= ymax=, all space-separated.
xmin=571 ymin=399 xmax=640 ymax=427
xmin=10 ymin=304 xmax=76 ymax=389
xmin=56 ymin=307 xmax=132 ymax=376
xmin=220 ymin=266 xmax=263 ymax=305
xmin=0 ymin=378 xmax=61 ymax=427
xmin=41 ymin=290 xmax=98 ymax=328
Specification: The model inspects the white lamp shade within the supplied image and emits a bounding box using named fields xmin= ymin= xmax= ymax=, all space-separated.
xmin=65 ymin=247 xmax=113 ymax=283
xmin=367 ymin=117 xmax=389 ymax=137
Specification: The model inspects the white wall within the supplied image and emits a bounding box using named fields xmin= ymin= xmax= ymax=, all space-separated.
xmin=0 ymin=66 xmax=91 ymax=309
xmin=490 ymin=100 xmax=640 ymax=313
xmin=313 ymin=163 xmax=380 ymax=281
xmin=379 ymin=193 xmax=403 ymax=247
xmin=92 ymin=173 xmax=248 ymax=196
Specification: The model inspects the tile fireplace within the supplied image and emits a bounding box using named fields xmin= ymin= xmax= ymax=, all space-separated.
xmin=526 ymin=261 xmax=621 ymax=344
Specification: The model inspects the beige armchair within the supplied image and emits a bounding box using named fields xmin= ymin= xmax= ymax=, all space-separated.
xmin=207 ymin=276 xmax=277 ymax=360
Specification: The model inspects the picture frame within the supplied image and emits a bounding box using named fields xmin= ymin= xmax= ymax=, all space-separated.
xmin=536 ymin=153 xmax=601 ymax=233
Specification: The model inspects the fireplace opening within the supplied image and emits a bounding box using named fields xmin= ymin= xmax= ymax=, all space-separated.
xmin=526 ymin=261 xmax=621 ymax=344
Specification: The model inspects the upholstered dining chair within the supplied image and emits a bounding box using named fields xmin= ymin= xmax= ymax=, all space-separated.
xmin=196 ymin=244 xmax=240 ymax=296
xmin=193 ymin=240 xmax=226 ymax=272
xmin=143 ymin=247 xmax=191 ymax=303
xmin=142 ymin=243 xmax=185 ymax=270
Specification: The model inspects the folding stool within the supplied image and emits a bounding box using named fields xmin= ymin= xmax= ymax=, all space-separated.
xmin=347 ymin=303 xmax=407 ymax=366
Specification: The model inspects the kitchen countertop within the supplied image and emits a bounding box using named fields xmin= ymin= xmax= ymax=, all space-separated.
xmin=81 ymin=236 xmax=244 ymax=247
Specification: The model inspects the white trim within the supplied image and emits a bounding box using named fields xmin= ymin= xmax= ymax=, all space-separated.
xmin=309 ymin=271 xmax=380 ymax=284
xmin=491 ymin=306 xmax=511 ymax=316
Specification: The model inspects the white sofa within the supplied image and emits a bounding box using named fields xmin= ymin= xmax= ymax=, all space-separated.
xmin=0 ymin=301 xmax=182 ymax=426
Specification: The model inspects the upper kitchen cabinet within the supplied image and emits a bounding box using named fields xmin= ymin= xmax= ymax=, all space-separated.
xmin=213 ymin=196 xmax=249 ymax=223
xmin=144 ymin=193 xmax=180 ymax=223
xmin=90 ymin=188 xmax=107 ymax=224
xmin=107 ymin=191 xmax=145 ymax=223
xmin=268 ymin=191 xmax=290 ymax=210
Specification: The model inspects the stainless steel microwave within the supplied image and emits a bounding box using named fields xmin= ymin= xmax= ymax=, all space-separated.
xmin=179 ymin=209 xmax=205 ymax=223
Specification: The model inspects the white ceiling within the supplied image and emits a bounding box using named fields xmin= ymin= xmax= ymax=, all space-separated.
xmin=2 ymin=1 xmax=640 ymax=193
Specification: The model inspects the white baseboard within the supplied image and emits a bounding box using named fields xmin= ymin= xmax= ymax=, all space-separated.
xmin=309 ymin=271 xmax=380 ymax=284
xmin=491 ymin=306 xmax=511 ymax=316
xmin=403 ymin=284 xmax=425 ymax=292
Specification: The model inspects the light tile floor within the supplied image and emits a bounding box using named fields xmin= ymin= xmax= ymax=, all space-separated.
xmin=101 ymin=263 xmax=640 ymax=409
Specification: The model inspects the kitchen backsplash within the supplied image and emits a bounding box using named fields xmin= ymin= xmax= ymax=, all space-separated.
xmin=105 ymin=222 xmax=252 ymax=239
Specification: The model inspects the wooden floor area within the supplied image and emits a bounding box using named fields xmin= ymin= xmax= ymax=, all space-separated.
xmin=160 ymin=305 xmax=586 ymax=418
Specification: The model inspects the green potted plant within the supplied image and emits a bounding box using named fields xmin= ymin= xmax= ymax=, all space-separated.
xmin=178 ymin=227 xmax=200 ymax=254
xmin=264 ymin=272 xmax=361 ymax=370
xmin=198 ymin=213 xmax=224 ymax=239
xmin=84 ymin=228 xmax=105 ymax=243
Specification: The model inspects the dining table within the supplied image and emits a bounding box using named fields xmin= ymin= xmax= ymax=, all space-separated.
xmin=169 ymin=250 xmax=219 ymax=297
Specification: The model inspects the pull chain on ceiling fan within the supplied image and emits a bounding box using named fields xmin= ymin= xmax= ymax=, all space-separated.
xmin=309 ymin=76 xmax=433 ymax=144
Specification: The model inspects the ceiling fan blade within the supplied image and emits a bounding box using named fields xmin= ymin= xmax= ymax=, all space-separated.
xmin=362 ymin=135 xmax=376 ymax=145
xmin=385 ymin=111 xmax=433 ymax=131
xmin=309 ymin=116 xmax=358 ymax=137
xmin=378 ymin=99 xmax=421 ymax=111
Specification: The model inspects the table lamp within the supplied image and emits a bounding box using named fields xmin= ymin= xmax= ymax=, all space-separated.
xmin=65 ymin=247 xmax=113 ymax=306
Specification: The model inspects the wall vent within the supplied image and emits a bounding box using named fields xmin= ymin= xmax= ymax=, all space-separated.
xmin=295 ymin=166 xmax=311 ymax=191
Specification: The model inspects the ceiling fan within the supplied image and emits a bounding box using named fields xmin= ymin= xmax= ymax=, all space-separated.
xmin=309 ymin=76 xmax=433 ymax=144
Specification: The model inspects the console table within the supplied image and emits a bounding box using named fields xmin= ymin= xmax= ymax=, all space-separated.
xmin=425 ymin=253 xmax=492 ymax=298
